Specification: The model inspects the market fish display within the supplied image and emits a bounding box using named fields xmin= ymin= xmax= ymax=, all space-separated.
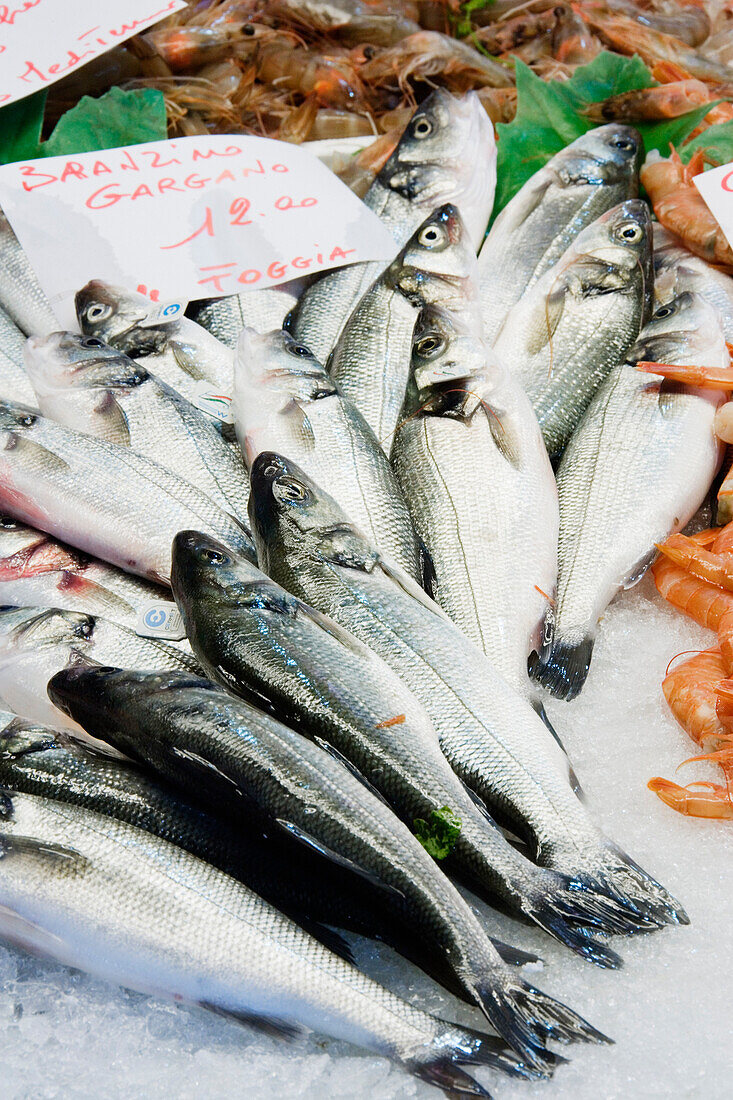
xmin=478 ymin=125 xmax=643 ymax=344
xmin=0 ymin=401 xmax=254 ymax=585
xmin=76 ymin=281 xmax=234 ymax=405
xmin=0 ymin=786 xmax=519 ymax=1095
xmin=0 ymin=210 xmax=57 ymax=338
xmin=291 ymin=88 xmax=495 ymax=362
xmin=392 ymin=308 xmax=558 ymax=700
xmin=536 ymin=292 xmax=727 ymax=701
xmin=493 ymin=200 xmax=654 ymax=456
xmin=23 ymin=332 xmax=250 ymax=522
xmin=232 ymin=327 xmax=421 ymax=579
xmin=0 ymin=306 xmax=36 ymax=407
xmin=188 ymin=281 xmax=306 ymax=343
xmin=48 ymin=664 xmax=607 ymax=1067
xmin=249 ymin=453 xmax=686 ymax=948
xmin=330 ymin=203 xmax=480 ymax=450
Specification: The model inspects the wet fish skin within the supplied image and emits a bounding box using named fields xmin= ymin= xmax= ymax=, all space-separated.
xmin=478 ymin=124 xmax=643 ymax=344
xmin=0 ymin=209 xmax=57 ymax=336
xmin=0 ymin=305 xmax=36 ymax=407
xmin=0 ymin=786 xmax=513 ymax=1096
xmin=330 ymin=203 xmax=480 ymax=450
xmin=0 ymin=400 xmax=255 ymax=584
xmin=233 ymin=327 xmax=421 ymax=579
xmin=535 ymin=292 xmax=726 ymax=702
xmin=49 ymin=664 xmax=606 ymax=1069
xmin=24 ymin=332 xmax=250 ymax=522
xmin=188 ymin=279 xmax=308 ymax=345
xmin=493 ymin=200 xmax=654 ymax=457
xmin=292 ymin=89 xmax=495 ymax=363
xmin=392 ymin=309 xmax=558 ymax=700
xmin=75 ymin=280 xmax=234 ymax=404
xmin=653 ymin=227 xmax=733 ymax=340
xmin=249 ymin=454 xmax=687 ymax=948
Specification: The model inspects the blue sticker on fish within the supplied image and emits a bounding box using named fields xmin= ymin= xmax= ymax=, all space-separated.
xmin=136 ymin=601 xmax=186 ymax=641
xmin=138 ymin=300 xmax=188 ymax=328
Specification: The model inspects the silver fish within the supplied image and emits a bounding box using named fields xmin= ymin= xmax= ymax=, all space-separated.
xmin=0 ymin=209 xmax=57 ymax=336
xmin=0 ymin=605 xmax=198 ymax=733
xmin=292 ymin=89 xmax=495 ymax=363
xmin=0 ymin=401 xmax=255 ymax=585
xmin=233 ymin=328 xmax=421 ymax=579
xmin=75 ymin=280 xmax=234 ymax=406
xmin=493 ymin=200 xmax=654 ymax=456
xmin=653 ymin=225 xmax=733 ymax=340
xmin=0 ymin=786 xmax=515 ymax=1096
xmin=478 ymin=125 xmax=642 ymax=344
xmin=536 ymin=292 xmax=726 ymax=701
xmin=188 ymin=280 xmax=307 ymax=345
xmin=23 ymin=332 xmax=249 ymax=522
xmin=249 ymin=453 xmax=688 ymax=956
xmin=330 ymin=203 xmax=480 ymax=450
xmin=0 ymin=304 xmax=36 ymax=406
xmin=392 ymin=308 xmax=558 ymax=701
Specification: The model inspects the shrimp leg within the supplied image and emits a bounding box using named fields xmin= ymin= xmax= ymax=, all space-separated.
xmin=636 ymin=362 xmax=733 ymax=389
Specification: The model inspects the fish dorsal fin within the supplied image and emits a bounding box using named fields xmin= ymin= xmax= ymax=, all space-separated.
xmin=201 ymin=1002 xmax=301 ymax=1040
xmin=312 ymin=736 xmax=392 ymax=810
xmin=275 ymin=819 xmax=405 ymax=901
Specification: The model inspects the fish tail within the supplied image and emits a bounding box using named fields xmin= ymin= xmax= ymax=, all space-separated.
xmin=575 ymin=842 xmax=689 ymax=929
xmin=490 ymin=937 xmax=541 ymax=967
xmin=532 ymin=635 xmax=594 ymax=700
xmin=429 ymin=1019 xmax=554 ymax=1080
xmin=409 ymin=1055 xmax=493 ymax=1097
xmin=525 ymin=892 xmax=624 ymax=969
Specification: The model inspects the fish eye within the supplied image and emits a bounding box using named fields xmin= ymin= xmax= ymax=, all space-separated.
xmin=0 ymin=516 xmax=17 ymax=529
xmin=412 ymin=116 xmax=433 ymax=139
xmin=362 ymin=44 xmax=376 ymax=59
xmin=287 ymin=342 xmax=313 ymax=359
xmin=654 ymin=304 xmax=675 ymax=319
xmin=242 ymin=23 xmax=256 ymax=35
xmin=273 ymin=476 xmax=308 ymax=504
xmin=198 ymin=548 xmax=227 ymax=566
xmin=611 ymin=136 xmax=635 ymax=152
xmin=616 ymin=222 xmax=643 ymax=243
xmin=415 ymin=334 xmax=444 ymax=358
xmin=80 ymin=336 xmax=106 ymax=349
xmin=418 ymin=224 xmax=446 ymax=248
xmin=85 ymin=303 xmax=112 ymax=323
xmin=19 ymin=414 xmax=36 ymax=427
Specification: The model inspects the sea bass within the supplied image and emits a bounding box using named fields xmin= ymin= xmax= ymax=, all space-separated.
xmin=0 ymin=305 xmax=36 ymax=406
xmin=0 ymin=401 xmax=254 ymax=584
xmin=493 ymin=200 xmax=654 ymax=456
xmin=48 ymin=664 xmax=606 ymax=1067
xmin=0 ymin=209 xmax=57 ymax=336
xmin=188 ymin=280 xmax=307 ymax=344
xmin=291 ymin=89 xmax=495 ymax=363
xmin=535 ymin=292 xmax=726 ymax=701
xmin=24 ymin=332 xmax=249 ymax=522
xmin=233 ymin=328 xmax=421 ymax=579
xmin=0 ymin=785 xmax=516 ymax=1096
xmin=248 ymin=454 xmax=687 ymax=953
xmin=478 ymin=125 xmax=642 ymax=344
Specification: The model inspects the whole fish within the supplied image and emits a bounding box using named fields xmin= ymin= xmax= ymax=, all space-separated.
xmin=0 ymin=516 xmax=170 ymax=630
xmin=329 ymin=203 xmax=480 ymax=450
xmin=75 ymin=280 xmax=234 ymax=406
xmin=188 ymin=280 xmax=307 ymax=344
xmin=233 ymin=328 xmax=421 ymax=579
xmin=24 ymin=332 xmax=250 ymax=522
xmin=535 ymin=292 xmax=727 ymax=701
xmin=0 ymin=785 xmax=516 ymax=1096
xmin=0 ymin=209 xmax=57 ymax=336
xmin=493 ymin=200 xmax=654 ymax=456
xmin=0 ymin=401 xmax=254 ymax=584
xmin=48 ymin=664 xmax=607 ymax=1067
xmin=392 ymin=308 xmax=558 ymax=701
xmin=0 ymin=305 xmax=36 ymax=406
xmin=478 ymin=124 xmax=643 ymax=344
xmin=0 ymin=605 xmax=198 ymax=732
xmin=169 ymin=528 xmax=594 ymax=1059
xmin=248 ymin=454 xmax=686 ymax=949
xmin=0 ymin=709 xmax=540 ymax=988
xmin=291 ymin=89 xmax=495 ymax=363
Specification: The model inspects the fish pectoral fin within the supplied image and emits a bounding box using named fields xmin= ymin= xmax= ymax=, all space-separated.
xmin=200 ymin=1002 xmax=301 ymax=1041
xmin=8 ymin=435 xmax=71 ymax=472
xmin=457 ymin=779 xmax=500 ymax=830
xmin=0 ymin=903 xmax=69 ymax=958
xmin=524 ymin=285 xmax=566 ymax=357
xmin=0 ymin=833 xmax=85 ymax=866
xmin=170 ymin=745 xmax=252 ymax=802
xmin=487 ymin=408 xmax=521 ymax=468
xmin=297 ymin=920 xmax=356 ymax=965
xmin=274 ymin=819 xmax=405 ymax=901
xmin=622 ymin=547 xmax=657 ymax=589
xmin=312 ymin=737 xmax=392 ymax=810
xmin=293 ymin=600 xmax=370 ymax=657
xmin=282 ymin=399 xmax=315 ymax=447
xmin=92 ymin=391 xmax=131 ymax=446
xmin=170 ymin=341 xmax=207 ymax=381
xmin=378 ymin=555 xmax=453 ymax=622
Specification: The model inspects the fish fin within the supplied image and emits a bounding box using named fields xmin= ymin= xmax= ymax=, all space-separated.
xmin=532 ymin=635 xmax=594 ymax=700
xmin=312 ymin=737 xmax=392 ymax=809
xmin=530 ymin=701 xmax=584 ymax=799
xmin=0 ymin=902 xmax=69 ymax=958
xmin=0 ymin=790 xmax=12 ymax=818
xmin=419 ymin=538 xmax=438 ymax=599
xmin=524 ymin=891 xmax=624 ymax=969
xmin=490 ymin=938 xmax=541 ymax=968
xmin=377 ymin=555 xmax=452 ymax=621
xmin=487 ymin=410 xmax=521 ymax=469
xmin=92 ymin=392 xmax=131 ymax=446
xmin=6 ymin=435 xmax=71 ymax=472
xmin=622 ymin=548 xmax=657 ymax=589
xmin=409 ymin=1058 xmax=492 ymax=1097
xmin=274 ymin=818 xmax=405 ymax=901
xmin=170 ymin=745 xmax=253 ymax=803
xmin=282 ymin=399 xmax=315 ymax=447
xmin=524 ymin=286 xmax=565 ymax=357
xmin=431 ymin=1020 xmax=550 ymax=1079
xmin=297 ymin=920 xmax=355 ymax=965
xmin=292 ymin=600 xmax=370 ymax=657
xmin=457 ymin=779 xmax=501 ymax=829
xmin=0 ymin=833 xmax=85 ymax=866
xmin=200 ymin=1002 xmax=301 ymax=1040
xmin=170 ymin=341 xmax=207 ymax=382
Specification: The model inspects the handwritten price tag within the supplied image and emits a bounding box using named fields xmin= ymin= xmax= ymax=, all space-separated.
xmin=693 ymin=162 xmax=733 ymax=254
xmin=0 ymin=134 xmax=398 ymax=327
xmin=0 ymin=1 xmax=187 ymax=107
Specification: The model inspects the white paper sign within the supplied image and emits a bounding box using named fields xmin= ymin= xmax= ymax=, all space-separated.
xmin=0 ymin=0 xmax=187 ymax=107
xmin=693 ymin=161 xmax=733 ymax=253
xmin=0 ymin=134 xmax=398 ymax=327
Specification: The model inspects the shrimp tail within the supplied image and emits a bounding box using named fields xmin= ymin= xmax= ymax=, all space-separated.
xmin=531 ymin=635 xmax=594 ymax=700
xmin=648 ymin=776 xmax=733 ymax=818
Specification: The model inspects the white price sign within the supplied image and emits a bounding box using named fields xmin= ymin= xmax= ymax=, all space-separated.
xmin=693 ymin=160 xmax=733 ymax=253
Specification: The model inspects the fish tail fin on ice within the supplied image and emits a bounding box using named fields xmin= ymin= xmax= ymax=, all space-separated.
xmin=490 ymin=937 xmax=541 ymax=967
xmin=526 ymin=892 xmax=624 ymax=969
xmin=409 ymin=1056 xmax=493 ymax=1097
xmin=532 ymin=635 xmax=594 ymax=700
xmin=430 ymin=1019 xmax=554 ymax=1080
xmin=530 ymin=698 xmax=584 ymax=798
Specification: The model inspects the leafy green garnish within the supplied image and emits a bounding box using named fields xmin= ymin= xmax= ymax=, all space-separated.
xmin=452 ymin=0 xmax=495 ymax=40
xmin=0 ymin=86 xmax=167 ymax=166
xmin=413 ymin=806 xmax=462 ymax=860
xmin=681 ymin=120 xmax=733 ymax=166
xmin=493 ymin=51 xmax=719 ymax=215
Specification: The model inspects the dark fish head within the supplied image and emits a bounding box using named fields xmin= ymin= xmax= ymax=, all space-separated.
xmin=75 ymin=280 xmax=168 ymax=358
xmin=0 ymin=607 xmax=97 ymax=663
xmin=171 ymin=530 xmax=264 ymax=615
xmin=24 ymin=331 xmax=146 ymax=399
xmin=0 ymin=713 xmax=59 ymax=760
xmin=555 ymin=124 xmax=642 ymax=191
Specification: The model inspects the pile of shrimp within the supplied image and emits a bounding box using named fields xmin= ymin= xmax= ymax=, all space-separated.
xmin=42 ymin=0 xmax=733 ymax=147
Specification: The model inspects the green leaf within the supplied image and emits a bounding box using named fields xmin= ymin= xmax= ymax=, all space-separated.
xmin=0 ymin=86 xmax=167 ymax=167
xmin=636 ymin=102 xmax=723 ymax=159
xmin=413 ymin=806 xmax=462 ymax=860
xmin=680 ymin=120 xmax=733 ymax=166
